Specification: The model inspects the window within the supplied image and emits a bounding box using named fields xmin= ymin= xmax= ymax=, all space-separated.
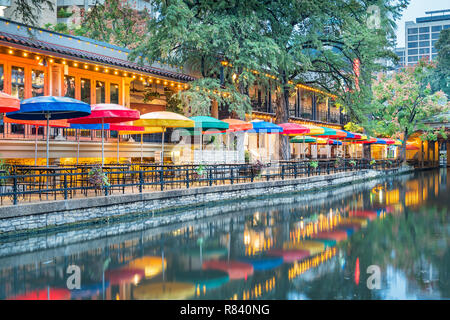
xmin=432 ymin=40 xmax=438 ymax=46
xmin=64 ymin=75 xmax=75 ymax=98
xmin=31 ymin=69 xmax=45 ymax=97
xmin=431 ymin=26 xmax=442 ymax=32
xmin=419 ymin=55 xmax=430 ymax=60
xmin=408 ymin=35 xmax=418 ymax=41
xmin=432 ymin=54 xmax=438 ymax=59
xmin=432 ymin=33 xmax=441 ymax=40
xmin=419 ymin=48 xmax=429 ymax=54
xmin=96 ymin=81 xmax=105 ymax=104
xmin=419 ymin=26 xmax=429 ymax=33
xmin=444 ymin=25 xmax=450 ymax=29
xmin=11 ymin=66 xmax=25 ymax=99
xmin=408 ymin=56 xmax=418 ymax=62
xmin=419 ymin=41 xmax=429 ymax=47
xmin=408 ymin=49 xmax=418 ymax=55
xmin=419 ymin=33 xmax=429 ymax=40
xmin=408 ymin=42 xmax=418 ymax=48
xmin=0 ymin=64 xmax=3 ymax=91
xmin=408 ymin=28 xmax=418 ymax=34
xmin=110 ymin=83 xmax=119 ymax=104
xmin=432 ymin=47 xmax=437 ymax=53
xmin=80 ymin=78 xmax=91 ymax=104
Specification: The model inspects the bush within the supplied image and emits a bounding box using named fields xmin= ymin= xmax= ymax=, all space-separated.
xmin=309 ymin=160 xmax=318 ymax=169
xmin=88 ymin=165 xmax=110 ymax=188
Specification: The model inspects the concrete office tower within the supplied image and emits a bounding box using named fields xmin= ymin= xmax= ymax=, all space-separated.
xmin=405 ymin=9 xmax=450 ymax=66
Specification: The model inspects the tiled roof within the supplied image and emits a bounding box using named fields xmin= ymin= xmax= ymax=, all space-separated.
xmin=0 ymin=31 xmax=195 ymax=82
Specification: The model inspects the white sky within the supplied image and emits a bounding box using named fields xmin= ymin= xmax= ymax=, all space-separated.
xmin=395 ymin=0 xmax=450 ymax=48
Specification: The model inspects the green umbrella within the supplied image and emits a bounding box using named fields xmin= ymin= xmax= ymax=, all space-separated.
xmin=289 ymin=136 xmax=317 ymax=143
xmin=188 ymin=116 xmax=229 ymax=163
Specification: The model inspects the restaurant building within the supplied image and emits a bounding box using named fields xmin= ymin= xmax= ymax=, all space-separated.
xmin=0 ymin=17 xmax=350 ymax=165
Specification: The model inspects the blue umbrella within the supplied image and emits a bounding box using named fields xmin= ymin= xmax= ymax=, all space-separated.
xmin=70 ymin=123 xmax=111 ymax=165
xmin=238 ymin=256 xmax=283 ymax=271
xmin=7 ymin=96 xmax=91 ymax=166
xmin=247 ymin=121 xmax=283 ymax=161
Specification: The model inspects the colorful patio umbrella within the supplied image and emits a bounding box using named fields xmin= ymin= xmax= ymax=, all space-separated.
xmin=406 ymin=143 xmax=420 ymax=150
xmin=283 ymin=240 xmax=326 ymax=255
xmin=202 ymin=260 xmax=254 ymax=280
xmin=70 ymin=123 xmax=111 ymax=165
xmin=279 ymin=123 xmax=310 ymax=135
xmin=237 ymin=256 xmax=284 ymax=271
xmin=289 ymin=136 xmax=317 ymax=143
xmin=313 ymin=230 xmax=348 ymax=242
xmin=109 ymin=122 xmax=146 ymax=163
xmin=126 ymin=256 xmax=167 ymax=279
xmin=134 ymin=111 xmax=195 ymax=165
xmin=221 ymin=118 xmax=252 ymax=132
xmin=189 ymin=116 xmax=229 ymax=164
xmin=247 ymin=120 xmax=283 ymax=161
xmin=5 ymin=116 xmax=70 ymax=165
xmin=176 ymin=270 xmax=230 ymax=290
xmin=0 ymin=92 xmax=20 ymax=113
xmin=69 ymin=104 xmax=140 ymax=166
xmin=266 ymin=249 xmax=310 ymax=263
xmin=6 ymin=96 xmax=91 ymax=166
xmin=7 ymin=288 xmax=71 ymax=300
xmin=133 ymin=282 xmax=196 ymax=300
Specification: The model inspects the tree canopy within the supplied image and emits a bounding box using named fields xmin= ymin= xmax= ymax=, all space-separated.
xmin=132 ymin=0 xmax=409 ymax=159
xmin=429 ymin=29 xmax=450 ymax=97
xmin=368 ymin=58 xmax=448 ymax=162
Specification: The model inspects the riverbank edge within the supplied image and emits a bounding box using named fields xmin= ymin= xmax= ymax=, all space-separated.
xmin=0 ymin=166 xmax=415 ymax=238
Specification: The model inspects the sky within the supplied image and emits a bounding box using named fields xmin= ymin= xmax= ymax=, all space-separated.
xmin=395 ymin=0 xmax=450 ymax=48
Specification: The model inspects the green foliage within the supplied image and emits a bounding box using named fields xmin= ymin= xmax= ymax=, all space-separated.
xmin=73 ymin=0 xmax=150 ymax=48
xmin=349 ymin=160 xmax=357 ymax=167
xmin=88 ymin=166 xmax=110 ymax=188
xmin=429 ymin=29 xmax=450 ymax=97
xmin=0 ymin=160 xmax=11 ymax=186
xmin=57 ymin=7 xmax=73 ymax=18
xmin=370 ymin=159 xmax=376 ymax=166
xmin=309 ymin=161 xmax=319 ymax=169
xmin=368 ymin=59 xmax=448 ymax=157
xmin=10 ymin=0 xmax=54 ymax=27
xmin=344 ymin=122 xmax=363 ymax=133
xmin=195 ymin=165 xmax=206 ymax=176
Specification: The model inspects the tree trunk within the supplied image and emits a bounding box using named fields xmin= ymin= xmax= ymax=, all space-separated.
xmin=400 ymin=130 xmax=409 ymax=165
xmin=275 ymin=82 xmax=290 ymax=160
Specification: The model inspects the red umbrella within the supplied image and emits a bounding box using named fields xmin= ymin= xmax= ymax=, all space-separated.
xmin=105 ymin=268 xmax=145 ymax=285
xmin=0 ymin=92 xmax=20 ymax=113
xmin=406 ymin=144 xmax=420 ymax=150
xmin=350 ymin=210 xmax=378 ymax=221
xmin=314 ymin=230 xmax=348 ymax=241
xmin=109 ymin=123 xmax=145 ymax=163
xmin=7 ymin=288 xmax=71 ymax=300
xmin=278 ymin=123 xmax=310 ymax=135
xmin=69 ymin=104 xmax=140 ymax=165
xmin=202 ymin=260 xmax=254 ymax=280
xmin=267 ymin=249 xmax=310 ymax=263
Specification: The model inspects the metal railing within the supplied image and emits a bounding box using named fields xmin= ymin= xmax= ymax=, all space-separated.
xmin=0 ymin=159 xmax=402 ymax=206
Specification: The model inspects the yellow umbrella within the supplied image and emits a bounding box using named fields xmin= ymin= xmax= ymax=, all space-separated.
xmin=340 ymin=217 xmax=368 ymax=227
xmin=134 ymin=112 xmax=195 ymax=164
xmin=283 ymin=240 xmax=325 ymax=255
xmin=127 ymin=256 xmax=167 ymax=279
xmin=288 ymin=125 xmax=324 ymax=159
xmin=133 ymin=282 xmax=196 ymax=300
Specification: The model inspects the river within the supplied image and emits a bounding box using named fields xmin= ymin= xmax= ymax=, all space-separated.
xmin=0 ymin=168 xmax=448 ymax=300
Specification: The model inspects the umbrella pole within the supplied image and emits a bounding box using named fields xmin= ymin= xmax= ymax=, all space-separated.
xmin=101 ymin=119 xmax=104 ymax=167
xmin=46 ymin=113 xmax=50 ymax=167
xmin=76 ymin=129 xmax=79 ymax=166
xmin=33 ymin=126 xmax=37 ymax=165
xmin=140 ymin=133 xmax=143 ymax=163
xmin=161 ymin=128 xmax=165 ymax=165
xmin=117 ymin=134 xmax=119 ymax=164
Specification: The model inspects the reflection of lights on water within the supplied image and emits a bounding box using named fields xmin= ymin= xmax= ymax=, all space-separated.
xmin=288 ymin=248 xmax=336 ymax=280
xmin=133 ymin=274 xmax=141 ymax=285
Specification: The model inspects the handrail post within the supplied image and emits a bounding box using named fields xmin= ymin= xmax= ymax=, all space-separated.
xmin=186 ymin=167 xmax=190 ymax=189
xmin=209 ymin=167 xmax=213 ymax=186
xmin=64 ymin=173 xmax=68 ymax=200
xmin=13 ymin=175 xmax=17 ymax=205
xmin=230 ymin=167 xmax=234 ymax=185
xmin=160 ymin=166 xmax=164 ymax=191
xmin=281 ymin=164 xmax=285 ymax=180
xmin=139 ymin=171 xmax=143 ymax=193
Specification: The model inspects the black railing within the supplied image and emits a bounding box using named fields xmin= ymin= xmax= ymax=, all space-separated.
xmin=0 ymin=159 xmax=402 ymax=206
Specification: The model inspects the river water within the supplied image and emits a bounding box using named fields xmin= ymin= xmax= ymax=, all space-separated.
xmin=0 ymin=169 xmax=448 ymax=300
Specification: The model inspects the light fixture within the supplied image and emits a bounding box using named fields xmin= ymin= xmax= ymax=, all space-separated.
xmin=8 ymin=49 xmax=13 ymax=54
xmin=23 ymin=52 xmax=28 ymax=57
xmin=35 ymin=56 xmax=40 ymax=60
xmin=95 ymin=66 xmax=99 ymax=71
xmin=73 ymin=62 xmax=78 ymax=67
xmin=84 ymin=65 xmax=88 ymax=69
xmin=62 ymin=61 xmax=67 ymax=65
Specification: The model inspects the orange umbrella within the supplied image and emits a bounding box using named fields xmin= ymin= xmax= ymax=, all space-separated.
xmin=221 ymin=118 xmax=252 ymax=132
xmin=0 ymin=92 xmax=20 ymax=113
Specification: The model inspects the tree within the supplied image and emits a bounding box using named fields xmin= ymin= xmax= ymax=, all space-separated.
xmin=430 ymin=29 xmax=450 ymax=97
xmin=9 ymin=0 xmax=54 ymax=27
xmin=72 ymin=0 xmax=151 ymax=49
xmin=134 ymin=0 xmax=408 ymax=159
xmin=368 ymin=58 xmax=448 ymax=164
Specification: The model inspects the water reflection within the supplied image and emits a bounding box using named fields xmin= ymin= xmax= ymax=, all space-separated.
xmin=0 ymin=169 xmax=448 ymax=300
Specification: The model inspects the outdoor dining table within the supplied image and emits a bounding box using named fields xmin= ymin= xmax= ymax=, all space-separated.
xmin=13 ymin=165 xmax=79 ymax=201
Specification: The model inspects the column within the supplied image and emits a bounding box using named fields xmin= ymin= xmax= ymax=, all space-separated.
xmin=447 ymin=141 xmax=450 ymax=167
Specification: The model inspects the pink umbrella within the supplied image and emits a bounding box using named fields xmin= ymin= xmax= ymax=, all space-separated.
xmin=202 ymin=260 xmax=254 ymax=280
xmin=69 ymin=104 xmax=140 ymax=166
xmin=267 ymin=249 xmax=310 ymax=263
xmin=278 ymin=123 xmax=310 ymax=135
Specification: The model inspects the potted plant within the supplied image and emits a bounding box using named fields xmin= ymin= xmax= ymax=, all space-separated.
xmin=309 ymin=160 xmax=319 ymax=171
xmin=88 ymin=165 xmax=110 ymax=190
xmin=0 ymin=160 xmax=11 ymax=193
xmin=370 ymin=159 xmax=376 ymax=167
xmin=251 ymin=160 xmax=265 ymax=177
xmin=192 ymin=164 xmax=206 ymax=180
xmin=334 ymin=158 xmax=343 ymax=168
xmin=349 ymin=160 xmax=357 ymax=167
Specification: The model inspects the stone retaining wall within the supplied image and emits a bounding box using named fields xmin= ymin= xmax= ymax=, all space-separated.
xmin=0 ymin=166 xmax=413 ymax=238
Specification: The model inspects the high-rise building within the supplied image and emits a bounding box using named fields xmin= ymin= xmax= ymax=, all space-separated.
xmin=404 ymin=9 xmax=450 ymax=66
xmin=394 ymin=47 xmax=405 ymax=70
